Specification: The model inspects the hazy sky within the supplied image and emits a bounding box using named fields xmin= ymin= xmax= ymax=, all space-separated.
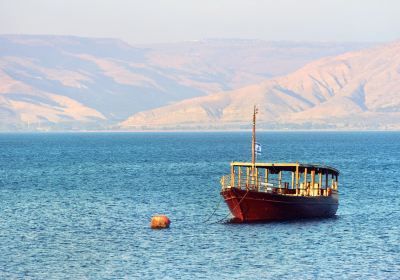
xmin=1 ymin=0 xmax=399 ymax=44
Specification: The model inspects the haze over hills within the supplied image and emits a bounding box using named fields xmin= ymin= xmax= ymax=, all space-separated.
xmin=121 ymin=40 xmax=400 ymax=130
xmin=0 ymin=34 xmax=373 ymax=131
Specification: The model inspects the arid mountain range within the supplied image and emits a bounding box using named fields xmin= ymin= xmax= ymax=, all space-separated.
xmin=2 ymin=35 xmax=398 ymax=130
xmin=122 ymin=40 xmax=400 ymax=130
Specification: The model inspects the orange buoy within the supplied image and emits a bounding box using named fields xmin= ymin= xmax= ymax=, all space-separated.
xmin=150 ymin=215 xmax=171 ymax=229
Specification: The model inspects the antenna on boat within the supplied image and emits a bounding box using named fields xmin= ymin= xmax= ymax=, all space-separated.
xmin=251 ymin=105 xmax=258 ymax=174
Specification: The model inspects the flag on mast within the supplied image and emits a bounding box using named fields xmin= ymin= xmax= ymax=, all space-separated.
xmin=255 ymin=142 xmax=262 ymax=156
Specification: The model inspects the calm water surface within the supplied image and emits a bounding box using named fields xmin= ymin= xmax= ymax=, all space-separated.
xmin=0 ymin=132 xmax=399 ymax=279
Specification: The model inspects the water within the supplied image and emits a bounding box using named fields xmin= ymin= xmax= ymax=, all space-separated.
xmin=0 ymin=132 xmax=399 ymax=279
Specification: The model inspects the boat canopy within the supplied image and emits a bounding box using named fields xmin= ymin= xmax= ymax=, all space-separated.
xmin=222 ymin=161 xmax=339 ymax=197
xmin=231 ymin=162 xmax=339 ymax=176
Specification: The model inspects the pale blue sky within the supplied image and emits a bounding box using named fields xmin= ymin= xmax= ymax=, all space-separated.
xmin=1 ymin=0 xmax=399 ymax=44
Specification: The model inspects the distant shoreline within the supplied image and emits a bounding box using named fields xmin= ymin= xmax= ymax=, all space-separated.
xmin=1 ymin=129 xmax=399 ymax=134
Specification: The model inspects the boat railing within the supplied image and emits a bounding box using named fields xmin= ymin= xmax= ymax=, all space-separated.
xmin=221 ymin=174 xmax=291 ymax=192
xmin=220 ymin=174 xmax=335 ymax=197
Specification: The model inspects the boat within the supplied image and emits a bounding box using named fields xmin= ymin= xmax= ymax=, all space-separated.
xmin=220 ymin=106 xmax=339 ymax=222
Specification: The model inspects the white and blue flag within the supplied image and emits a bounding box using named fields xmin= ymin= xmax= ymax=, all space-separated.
xmin=255 ymin=142 xmax=262 ymax=156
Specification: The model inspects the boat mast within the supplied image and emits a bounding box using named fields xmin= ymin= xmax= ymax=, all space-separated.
xmin=251 ymin=105 xmax=258 ymax=173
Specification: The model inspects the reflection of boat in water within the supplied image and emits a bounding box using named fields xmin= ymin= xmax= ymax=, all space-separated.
xmin=220 ymin=106 xmax=339 ymax=222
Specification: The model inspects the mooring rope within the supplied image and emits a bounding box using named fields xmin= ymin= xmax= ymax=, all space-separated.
xmin=207 ymin=189 xmax=250 ymax=224
xmin=202 ymin=195 xmax=224 ymax=223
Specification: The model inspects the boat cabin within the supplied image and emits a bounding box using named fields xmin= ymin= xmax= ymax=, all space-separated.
xmin=221 ymin=162 xmax=339 ymax=197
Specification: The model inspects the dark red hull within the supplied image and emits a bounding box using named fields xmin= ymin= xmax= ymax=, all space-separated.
xmin=221 ymin=188 xmax=338 ymax=222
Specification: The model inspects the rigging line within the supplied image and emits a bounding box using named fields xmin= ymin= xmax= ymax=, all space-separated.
xmin=208 ymin=189 xmax=250 ymax=225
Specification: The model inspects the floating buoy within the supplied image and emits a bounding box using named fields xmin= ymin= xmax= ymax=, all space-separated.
xmin=150 ymin=215 xmax=171 ymax=229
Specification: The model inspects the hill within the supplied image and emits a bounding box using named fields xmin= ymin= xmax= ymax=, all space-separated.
xmin=0 ymin=35 xmax=371 ymax=130
xmin=121 ymin=41 xmax=400 ymax=130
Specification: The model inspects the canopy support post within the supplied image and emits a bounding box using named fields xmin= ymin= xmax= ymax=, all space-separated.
xmin=246 ymin=167 xmax=250 ymax=191
xmin=238 ymin=166 xmax=241 ymax=189
xmin=231 ymin=164 xmax=235 ymax=188
xmin=291 ymin=172 xmax=294 ymax=189
xmin=311 ymin=170 xmax=315 ymax=196
xmin=318 ymin=172 xmax=322 ymax=196
xmin=295 ymin=165 xmax=299 ymax=195
xmin=303 ymin=168 xmax=308 ymax=196
xmin=278 ymin=171 xmax=282 ymax=188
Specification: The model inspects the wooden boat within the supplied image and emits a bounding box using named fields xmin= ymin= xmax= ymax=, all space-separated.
xmin=220 ymin=106 xmax=339 ymax=222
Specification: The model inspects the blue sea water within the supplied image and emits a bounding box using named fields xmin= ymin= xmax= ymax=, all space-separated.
xmin=0 ymin=132 xmax=399 ymax=279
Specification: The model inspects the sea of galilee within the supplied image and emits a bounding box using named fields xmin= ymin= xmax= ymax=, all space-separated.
xmin=0 ymin=132 xmax=399 ymax=279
